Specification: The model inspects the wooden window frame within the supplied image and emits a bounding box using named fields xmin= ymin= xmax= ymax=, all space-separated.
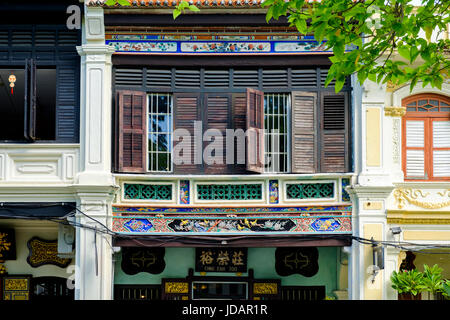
xmin=402 ymin=94 xmax=450 ymax=181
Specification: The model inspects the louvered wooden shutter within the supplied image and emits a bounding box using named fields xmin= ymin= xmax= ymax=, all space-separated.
xmin=291 ymin=91 xmax=317 ymax=173
xmin=26 ymin=58 xmax=37 ymax=141
xmin=56 ymin=63 xmax=79 ymax=142
xmin=232 ymin=93 xmax=247 ymax=173
xmin=432 ymin=119 xmax=450 ymax=178
xmin=117 ymin=90 xmax=147 ymax=173
xmin=320 ymin=91 xmax=349 ymax=173
xmin=246 ymin=88 xmax=264 ymax=173
xmin=204 ymin=93 xmax=231 ymax=174
xmin=404 ymin=119 xmax=426 ymax=178
xmin=173 ymin=93 xmax=201 ymax=174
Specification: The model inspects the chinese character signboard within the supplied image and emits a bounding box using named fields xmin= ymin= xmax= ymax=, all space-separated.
xmin=0 ymin=229 xmax=16 ymax=261
xmin=195 ymin=248 xmax=247 ymax=273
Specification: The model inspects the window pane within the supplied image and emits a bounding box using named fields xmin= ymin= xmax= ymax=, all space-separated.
xmin=148 ymin=93 xmax=173 ymax=172
xmin=264 ymin=93 xmax=290 ymax=173
xmin=0 ymin=68 xmax=25 ymax=140
xmin=35 ymin=68 xmax=56 ymax=140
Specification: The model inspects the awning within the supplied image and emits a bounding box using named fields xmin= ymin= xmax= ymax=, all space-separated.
xmin=113 ymin=234 xmax=353 ymax=248
xmin=0 ymin=203 xmax=76 ymax=219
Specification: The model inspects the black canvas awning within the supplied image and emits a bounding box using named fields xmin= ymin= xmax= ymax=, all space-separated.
xmin=0 ymin=203 xmax=76 ymax=219
xmin=113 ymin=234 xmax=352 ymax=248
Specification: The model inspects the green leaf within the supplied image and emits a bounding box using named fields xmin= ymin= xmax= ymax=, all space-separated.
xmin=104 ymin=0 xmax=117 ymax=5
xmin=188 ymin=5 xmax=200 ymax=12
xmin=398 ymin=46 xmax=410 ymax=61
xmin=334 ymin=79 xmax=344 ymax=93
xmin=173 ymin=9 xmax=181 ymax=20
xmin=117 ymin=0 xmax=131 ymax=5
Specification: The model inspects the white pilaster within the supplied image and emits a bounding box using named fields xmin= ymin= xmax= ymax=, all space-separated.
xmin=73 ymin=4 xmax=117 ymax=300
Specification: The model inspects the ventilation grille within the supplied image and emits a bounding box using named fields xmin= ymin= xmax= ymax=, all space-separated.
xmin=35 ymin=31 xmax=56 ymax=46
xmin=233 ymin=70 xmax=259 ymax=88
xmin=147 ymin=69 xmax=172 ymax=88
xmin=262 ymin=69 xmax=288 ymax=88
xmin=115 ymin=69 xmax=144 ymax=87
xmin=11 ymin=30 xmax=33 ymax=46
xmin=323 ymin=95 xmax=346 ymax=130
xmin=175 ymin=69 xmax=201 ymax=88
xmin=197 ymin=184 xmax=263 ymax=201
xmin=57 ymin=30 xmax=79 ymax=46
xmin=113 ymin=68 xmax=351 ymax=90
xmin=291 ymin=69 xmax=317 ymax=87
xmin=204 ymin=70 xmax=229 ymax=88
xmin=0 ymin=29 xmax=79 ymax=47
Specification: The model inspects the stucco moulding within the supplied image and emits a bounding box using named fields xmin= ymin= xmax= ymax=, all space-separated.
xmin=384 ymin=106 xmax=406 ymax=117
xmin=393 ymin=188 xmax=450 ymax=210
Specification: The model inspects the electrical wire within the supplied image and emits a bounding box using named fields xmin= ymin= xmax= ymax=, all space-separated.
xmin=2 ymin=204 xmax=450 ymax=254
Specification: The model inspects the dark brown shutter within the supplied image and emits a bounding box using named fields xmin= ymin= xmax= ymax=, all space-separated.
xmin=291 ymin=91 xmax=317 ymax=173
xmin=231 ymin=93 xmax=247 ymax=173
xmin=117 ymin=90 xmax=147 ymax=173
xmin=173 ymin=93 xmax=201 ymax=174
xmin=204 ymin=93 xmax=231 ymax=174
xmin=26 ymin=58 xmax=37 ymax=141
xmin=246 ymin=88 xmax=264 ymax=173
xmin=320 ymin=91 xmax=349 ymax=173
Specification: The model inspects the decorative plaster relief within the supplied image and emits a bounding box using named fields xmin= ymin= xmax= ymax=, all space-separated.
xmin=392 ymin=118 xmax=400 ymax=164
xmin=3 ymin=149 xmax=78 ymax=183
xmin=384 ymin=106 xmax=406 ymax=117
xmin=394 ymin=188 xmax=450 ymax=209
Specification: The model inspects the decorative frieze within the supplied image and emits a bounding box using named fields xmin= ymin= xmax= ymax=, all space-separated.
xmin=384 ymin=106 xmax=406 ymax=117
xmin=394 ymin=188 xmax=450 ymax=209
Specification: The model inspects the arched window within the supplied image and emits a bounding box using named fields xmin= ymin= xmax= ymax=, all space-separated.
xmin=402 ymin=93 xmax=450 ymax=181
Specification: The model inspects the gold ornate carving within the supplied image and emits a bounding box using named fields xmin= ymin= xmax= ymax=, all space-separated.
xmin=0 ymin=263 xmax=6 ymax=275
xmin=4 ymin=278 xmax=28 ymax=291
xmin=253 ymin=283 xmax=278 ymax=295
xmin=386 ymin=80 xmax=408 ymax=92
xmin=394 ymin=188 xmax=450 ymax=209
xmin=27 ymin=237 xmax=72 ymax=268
xmin=165 ymin=282 xmax=189 ymax=294
xmin=384 ymin=106 xmax=406 ymax=117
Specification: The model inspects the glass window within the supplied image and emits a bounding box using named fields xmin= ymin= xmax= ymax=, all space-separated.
xmin=0 ymin=68 xmax=25 ymax=140
xmin=148 ymin=93 xmax=173 ymax=172
xmin=264 ymin=93 xmax=290 ymax=173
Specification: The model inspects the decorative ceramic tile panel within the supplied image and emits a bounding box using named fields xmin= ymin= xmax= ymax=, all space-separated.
xmin=112 ymin=205 xmax=352 ymax=215
xmin=112 ymin=215 xmax=352 ymax=235
xmin=179 ymin=180 xmax=190 ymax=204
xmin=269 ymin=180 xmax=279 ymax=204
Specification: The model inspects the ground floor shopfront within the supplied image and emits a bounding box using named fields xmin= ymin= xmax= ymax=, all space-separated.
xmin=113 ymin=246 xmax=349 ymax=301
xmin=0 ymin=203 xmax=76 ymax=300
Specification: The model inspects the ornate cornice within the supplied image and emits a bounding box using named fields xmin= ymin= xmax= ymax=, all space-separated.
xmin=387 ymin=209 xmax=450 ymax=224
xmin=384 ymin=106 xmax=406 ymax=117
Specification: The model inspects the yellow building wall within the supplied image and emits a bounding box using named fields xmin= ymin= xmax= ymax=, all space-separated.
xmin=363 ymin=224 xmax=383 ymax=300
xmin=366 ymin=107 xmax=381 ymax=167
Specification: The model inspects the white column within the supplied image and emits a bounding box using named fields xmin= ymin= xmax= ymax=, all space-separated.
xmin=74 ymin=188 xmax=116 ymax=300
xmin=73 ymin=5 xmax=117 ymax=300
xmin=76 ymin=5 xmax=115 ymax=186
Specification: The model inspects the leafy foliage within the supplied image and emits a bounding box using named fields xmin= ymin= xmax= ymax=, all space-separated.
xmin=422 ymin=264 xmax=444 ymax=294
xmin=261 ymin=0 xmax=450 ymax=92
xmin=390 ymin=269 xmax=426 ymax=296
xmin=173 ymin=1 xmax=200 ymax=19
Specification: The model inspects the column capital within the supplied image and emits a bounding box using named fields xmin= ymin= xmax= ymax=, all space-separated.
xmin=77 ymin=44 xmax=115 ymax=57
